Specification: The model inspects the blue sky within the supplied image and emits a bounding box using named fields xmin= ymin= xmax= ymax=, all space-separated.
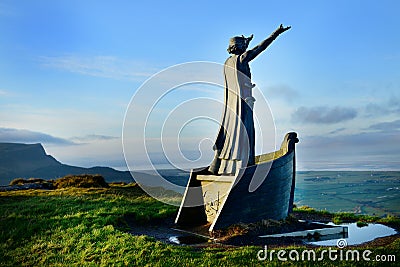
xmin=1 ymin=0 xmax=399 ymax=170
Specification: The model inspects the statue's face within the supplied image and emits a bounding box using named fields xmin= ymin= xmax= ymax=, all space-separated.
xmin=235 ymin=43 xmax=248 ymax=54
xmin=228 ymin=36 xmax=250 ymax=54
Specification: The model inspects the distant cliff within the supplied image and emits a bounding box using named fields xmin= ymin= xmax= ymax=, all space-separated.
xmin=0 ymin=143 xmax=133 ymax=186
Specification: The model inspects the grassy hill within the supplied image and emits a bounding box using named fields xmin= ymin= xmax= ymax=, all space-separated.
xmin=1 ymin=182 xmax=398 ymax=266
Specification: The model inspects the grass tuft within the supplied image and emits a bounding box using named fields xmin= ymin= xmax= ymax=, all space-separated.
xmin=53 ymin=174 xmax=109 ymax=189
xmin=9 ymin=177 xmax=49 ymax=186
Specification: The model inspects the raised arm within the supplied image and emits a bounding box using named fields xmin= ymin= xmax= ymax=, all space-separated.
xmin=241 ymin=24 xmax=291 ymax=63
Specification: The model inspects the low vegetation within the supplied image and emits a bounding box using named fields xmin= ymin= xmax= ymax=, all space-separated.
xmin=9 ymin=174 xmax=110 ymax=189
xmin=0 ymin=183 xmax=398 ymax=266
xmin=52 ymin=174 xmax=109 ymax=189
xmin=9 ymin=178 xmax=49 ymax=186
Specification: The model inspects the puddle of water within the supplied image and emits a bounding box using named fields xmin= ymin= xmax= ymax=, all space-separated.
xmin=168 ymin=235 xmax=209 ymax=245
xmin=308 ymin=222 xmax=397 ymax=246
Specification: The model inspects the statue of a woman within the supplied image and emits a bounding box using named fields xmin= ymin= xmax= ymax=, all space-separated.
xmin=209 ymin=24 xmax=291 ymax=175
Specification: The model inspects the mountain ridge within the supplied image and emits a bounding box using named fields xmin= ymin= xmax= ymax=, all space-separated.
xmin=0 ymin=142 xmax=133 ymax=186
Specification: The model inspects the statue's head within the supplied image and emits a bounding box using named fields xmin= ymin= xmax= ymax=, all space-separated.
xmin=227 ymin=35 xmax=253 ymax=54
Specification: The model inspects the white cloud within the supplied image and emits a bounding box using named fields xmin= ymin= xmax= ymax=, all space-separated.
xmin=0 ymin=127 xmax=75 ymax=145
xmin=39 ymin=55 xmax=159 ymax=81
xmin=364 ymin=96 xmax=400 ymax=117
xmin=70 ymin=134 xmax=119 ymax=143
xmin=292 ymin=106 xmax=358 ymax=124
xmin=328 ymin=127 xmax=346 ymax=135
xmin=367 ymin=119 xmax=400 ymax=132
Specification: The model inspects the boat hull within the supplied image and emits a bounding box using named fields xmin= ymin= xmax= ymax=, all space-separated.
xmin=175 ymin=132 xmax=299 ymax=231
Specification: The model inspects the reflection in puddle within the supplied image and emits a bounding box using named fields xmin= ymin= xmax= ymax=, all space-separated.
xmin=308 ymin=223 xmax=397 ymax=246
xmin=168 ymin=235 xmax=209 ymax=245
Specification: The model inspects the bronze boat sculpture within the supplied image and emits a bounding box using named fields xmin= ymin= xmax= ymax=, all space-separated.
xmin=176 ymin=132 xmax=298 ymax=231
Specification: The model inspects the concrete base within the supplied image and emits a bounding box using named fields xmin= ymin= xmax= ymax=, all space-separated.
xmin=259 ymin=223 xmax=348 ymax=241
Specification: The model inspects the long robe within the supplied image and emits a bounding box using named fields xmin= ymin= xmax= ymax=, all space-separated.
xmin=208 ymin=55 xmax=255 ymax=175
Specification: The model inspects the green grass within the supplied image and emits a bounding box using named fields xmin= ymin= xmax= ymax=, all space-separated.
xmin=294 ymin=205 xmax=332 ymax=215
xmin=1 ymin=186 xmax=398 ymax=266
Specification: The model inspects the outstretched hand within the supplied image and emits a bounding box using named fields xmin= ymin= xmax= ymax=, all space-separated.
xmin=276 ymin=24 xmax=291 ymax=34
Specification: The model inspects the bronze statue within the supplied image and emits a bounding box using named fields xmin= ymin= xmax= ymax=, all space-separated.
xmin=209 ymin=24 xmax=291 ymax=175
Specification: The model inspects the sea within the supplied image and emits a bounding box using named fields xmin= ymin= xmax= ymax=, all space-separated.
xmin=151 ymin=169 xmax=400 ymax=217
